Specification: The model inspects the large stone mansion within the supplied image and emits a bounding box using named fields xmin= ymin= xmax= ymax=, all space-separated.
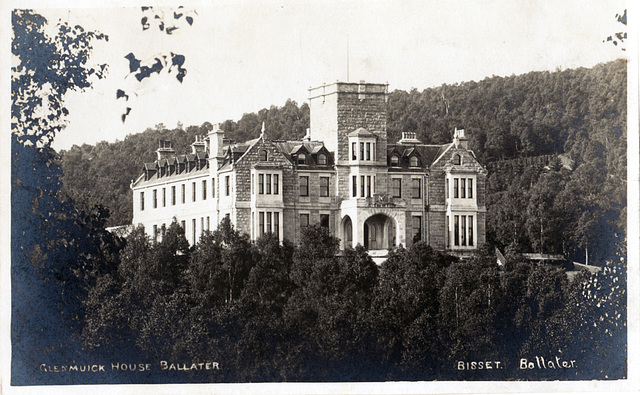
xmin=131 ymin=81 xmax=487 ymax=253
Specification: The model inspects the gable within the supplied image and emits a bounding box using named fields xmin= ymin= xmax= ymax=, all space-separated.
xmin=432 ymin=144 xmax=486 ymax=173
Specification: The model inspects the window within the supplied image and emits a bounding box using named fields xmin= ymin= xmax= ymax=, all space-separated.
xmin=352 ymin=143 xmax=357 ymax=160
xmin=367 ymin=176 xmax=372 ymax=197
xmin=266 ymin=174 xmax=272 ymax=194
xmin=259 ymin=149 xmax=268 ymax=161
xmin=153 ymin=224 xmax=158 ymax=242
xmin=454 ymin=154 xmax=461 ymax=165
xmin=360 ymin=142 xmax=364 ymax=160
xmin=320 ymin=214 xmax=329 ymax=228
xmin=392 ymin=179 xmax=401 ymax=198
xmin=153 ymin=189 xmax=157 ymax=208
xmin=318 ymin=153 xmax=327 ymax=165
xmin=206 ymin=216 xmax=210 ymax=231
xmin=274 ymin=212 xmax=280 ymax=238
xmin=225 ymin=213 xmax=230 ymax=221
xmin=162 ymin=188 xmax=166 ymax=207
xmin=461 ymin=178 xmax=466 ymax=198
xmin=468 ymin=216 xmax=474 ymax=246
xmin=202 ymin=180 xmax=207 ymax=200
xmin=300 ymin=176 xmax=309 ymax=196
xmin=201 ymin=217 xmax=204 ymax=236
xmin=410 ymin=156 xmax=419 ymax=167
xmin=390 ymin=155 xmax=399 ymax=166
xmin=468 ymin=178 xmax=473 ymax=199
xmin=225 ymin=176 xmax=230 ymax=196
xmin=181 ymin=184 xmax=186 ymax=203
xmin=461 ymin=216 xmax=467 ymax=246
xmin=360 ymin=175 xmax=365 ymax=197
xmin=192 ymin=218 xmax=196 ymax=244
xmin=454 ymin=178 xmax=459 ymax=198
xmin=266 ymin=212 xmax=272 ymax=233
xmin=259 ymin=174 xmax=264 ymax=194
xmin=320 ymin=177 xmax=329 ymax=197
xmin=454 ymin=215 xmax=460 ymax=246
xmin=413 ymin=216 xmax=422 ymax=241
xmin=172 ymin=186 xmax=176 ymax=205
xmin=274 ymin=175 xmax=279 ymax=195
xmin=366 ymin=142 xmax=371 ymax=160
xmin=212 ymin=178 xmax=215 ymax=198
xmin=259 ymin=212 xmax=265 ymax=237
xmin=369 ymin=223 xmax=376 ymax=241
xmin=412 ymin=179 xmax=421 ymax=199
xmin=181 ymin=220 xmax=186 ymax=234
xmin=446 ymin=178 xmax=450 ymax=199
xmin=352 ymin=175 xmax=357 ymax=197
xmin=297 ymin=153 xmax=306 ymax=165
xmin=300 ymin=213 xmax=309 ymax=228
xmin=192 ymin=182 xmax=196 ymax=202
xmin=140 ymin=192 xmax=145 ymax=211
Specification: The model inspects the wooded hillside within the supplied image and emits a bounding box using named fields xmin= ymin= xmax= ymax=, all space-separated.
xmin=58 ymin=59 xmax=626 ymax=263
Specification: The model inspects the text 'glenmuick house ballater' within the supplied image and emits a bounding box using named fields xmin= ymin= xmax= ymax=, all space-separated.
xmin=131 ymin=81 xmax=488 ymax=256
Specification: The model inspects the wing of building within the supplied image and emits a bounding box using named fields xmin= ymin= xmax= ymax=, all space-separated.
xmin=131 ymin=81 xmax=488 ymax=255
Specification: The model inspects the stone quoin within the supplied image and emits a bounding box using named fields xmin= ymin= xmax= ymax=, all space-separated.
xmin=131 ymin=81 xmax=487 ymax=256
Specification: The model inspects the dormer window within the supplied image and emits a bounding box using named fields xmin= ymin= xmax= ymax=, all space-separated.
xmin=297 ymin=153 xmax=306 ymax=165
xmin=410 ymin=156 xmax=420 ymax=167
xmin=390 ymin=155 xmax=399 ymax=166
xmin=454 ymin=154 xmax=461 ymax=165
xmin=259 ymin=149 xmax=268 ymax=161
xmin=318 ymin=153 xmax=327 ymax=165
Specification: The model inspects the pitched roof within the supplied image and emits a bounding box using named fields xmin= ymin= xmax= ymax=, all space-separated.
xmin=387 ymin=143 xmax=448 ymax=167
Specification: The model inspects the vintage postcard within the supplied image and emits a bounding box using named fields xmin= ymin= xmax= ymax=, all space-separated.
xmin=2 ymin=0 xmax=638 ymax=394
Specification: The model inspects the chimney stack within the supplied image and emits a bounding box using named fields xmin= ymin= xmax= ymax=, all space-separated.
xmin=453 ymin=128 xmax=468 ymax=149
xmin=398 ymin=131 xmax=421 ymax=144
xmin=156 ymin=140 xmax=175 ymax=160
xmin=191 ymin=135 xmax=206 ymax=154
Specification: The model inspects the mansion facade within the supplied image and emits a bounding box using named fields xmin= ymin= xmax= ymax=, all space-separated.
xmin=131 ymin=81 xmax=487 ymax=253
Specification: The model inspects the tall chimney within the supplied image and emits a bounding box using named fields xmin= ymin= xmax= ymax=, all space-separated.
xmin=156 ymin=140 xmax=175 ymax=160
xmin=208 ymin=123 xmax=225 ymax=169
xmin=191 ymin=135 xmax=206 ymax=154
xmin=453 ymin=128 xmax=468 ymax=149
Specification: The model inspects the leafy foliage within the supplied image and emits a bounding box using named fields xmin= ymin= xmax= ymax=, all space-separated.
xmin=11 ymin=9 xmax=123 ymax=385
xmin=117 ymin=6 xmax=197 ymax=121
xmin=77 ymin=221 xmax=626 ymax=382
xmin=12 ymin=9 xmax=108 ymax=147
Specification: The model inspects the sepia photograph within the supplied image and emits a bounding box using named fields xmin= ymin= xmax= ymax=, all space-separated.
xmin=2 ymin=0 xmax=637 ymax=393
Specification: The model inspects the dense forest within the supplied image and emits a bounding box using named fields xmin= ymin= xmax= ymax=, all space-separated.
xmin=59 ymin=59 xmax=626 ymax=264
xmin=77 ymin=222 xmax=625 ymax=382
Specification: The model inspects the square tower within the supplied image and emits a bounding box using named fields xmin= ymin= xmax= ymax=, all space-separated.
xmin=308 ymin=81 xmax=388 ymax=164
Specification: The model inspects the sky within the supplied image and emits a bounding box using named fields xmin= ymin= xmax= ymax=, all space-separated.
xmin=15 ymin=0 xmax=628 ymax=151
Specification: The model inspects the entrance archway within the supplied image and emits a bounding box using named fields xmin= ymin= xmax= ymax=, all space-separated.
xmin=363 ymin=214 xmax=396 ymax=250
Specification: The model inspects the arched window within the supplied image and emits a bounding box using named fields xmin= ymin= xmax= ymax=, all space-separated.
xmin=297 ymin=153 xmax=306 ymax=165
xmin=410 ymin=156 xmax=420 ymax=167
xmin=259 ymin=149 xmax=268 ymax=161
xmin=454 ymin=154 xmax=461 ymax=165
xmin=318 ymin=153 xmax=327 ymax=165
xmin=390 ymin=155 xmax=399 ymax=166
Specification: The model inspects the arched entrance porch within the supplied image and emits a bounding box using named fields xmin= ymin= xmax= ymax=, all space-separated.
xmin=363 ymin=214 xmax=396 ymax=250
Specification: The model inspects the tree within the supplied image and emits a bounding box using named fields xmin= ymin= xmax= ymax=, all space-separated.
xmin=11 ymin=9 xmax=116 ymax=384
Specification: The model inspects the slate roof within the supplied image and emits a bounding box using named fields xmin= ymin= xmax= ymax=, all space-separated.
xmin=387 ymin=143 xmax=450 ymax=168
